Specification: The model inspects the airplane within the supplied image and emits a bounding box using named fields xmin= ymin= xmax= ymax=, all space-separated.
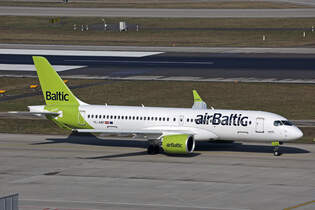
xmin=10 ymin=56 xmax=303 ymax=156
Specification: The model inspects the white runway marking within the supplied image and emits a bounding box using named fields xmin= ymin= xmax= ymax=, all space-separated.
xmin=0 ymin=49 xmax=163 ymax=57
xmin=0 ymin=64 xmax=86 ymax=72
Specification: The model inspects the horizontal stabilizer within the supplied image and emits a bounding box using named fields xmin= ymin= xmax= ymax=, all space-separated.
xmin=4 ymin=111 xmax=59 ymax=119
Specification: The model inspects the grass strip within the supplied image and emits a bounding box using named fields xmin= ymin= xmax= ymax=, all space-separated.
xmin=0 ymin=16 xmax=315 ymax=47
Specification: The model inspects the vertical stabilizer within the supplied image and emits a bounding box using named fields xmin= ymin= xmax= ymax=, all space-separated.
xmin=33 ymin=56 xmax=86 ymax=105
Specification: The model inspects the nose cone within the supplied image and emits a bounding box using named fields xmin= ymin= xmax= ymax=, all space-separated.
xmin=288 ymin=127 xmax=303 ymax=140
xmin=296 ymin=128 xmax=304 ymax=139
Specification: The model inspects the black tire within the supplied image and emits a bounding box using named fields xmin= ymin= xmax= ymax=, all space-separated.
xmin=153 ymin=145 xmax=160 ymax=154
xmin=274 ymin=151 xmax=280 ymax=156
xmin=147 ymin=145 xmax=155 ymax=155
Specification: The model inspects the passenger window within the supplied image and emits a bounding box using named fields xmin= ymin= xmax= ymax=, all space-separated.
xmin=136 ymin=116 xmax=139 ymax=120
xmin=167 ymin=118 xmax=169 ymax=121
xmin=155 ymin=117 xmax=157 ymax=121
xmin=133 ymin=116 xmax=135 ymax=120
xmin=144 ymin=117 xmax=146 ymax=120
xmin=163 ymin=117 xmax=165 ymax=121
xmin=88 ymin=115 xmax=90 ymax=118
xmin=110 ymin=115 xmax=113 ymax=119
xmin=91 ymin=115 xmax=94 ymax=118
xmin=96 ymin=115 xmax=98 ymax=119
xmin=114 ymin=116 xmax=117 ymax=119
xmin=99 ymin=115 xmax=101 ymax=118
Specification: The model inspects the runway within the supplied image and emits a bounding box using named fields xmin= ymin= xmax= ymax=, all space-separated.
xmin=0 ymin=49 xmax=315 ymax=83
xmin=1 ymin=6 xmax=315 ymax=17
xmin=0 ymin=133 xmax=314 ymax=210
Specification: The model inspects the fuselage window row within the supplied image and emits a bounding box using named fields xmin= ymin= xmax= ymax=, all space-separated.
xmin=87 ymin=114 xmax=186 ymax=122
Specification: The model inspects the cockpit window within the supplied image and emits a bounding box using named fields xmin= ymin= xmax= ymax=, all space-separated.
xmin=274 ymin=120 xmax=293 ymax=126
xmin=274 ymin=120 xmax=282 ymax=126
xmin=281 ymin=120 xmax=293 ymax=126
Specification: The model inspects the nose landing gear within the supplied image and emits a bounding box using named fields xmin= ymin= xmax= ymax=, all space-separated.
xmin=272 ymin=141 xmax=283 ymax=156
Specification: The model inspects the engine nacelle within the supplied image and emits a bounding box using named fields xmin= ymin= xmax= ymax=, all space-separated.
xmin=161 ymin=134 xmax=195 ymax=154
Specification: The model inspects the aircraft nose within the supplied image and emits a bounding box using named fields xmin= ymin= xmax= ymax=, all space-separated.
xmin=295 ymin=127 xmax=303 ymax=139
xmin=289 ymin=127 xmax=303 ymax=140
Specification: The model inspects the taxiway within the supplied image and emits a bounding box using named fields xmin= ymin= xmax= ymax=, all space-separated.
xmin=0 ymin=133 xmax=314 ymax=210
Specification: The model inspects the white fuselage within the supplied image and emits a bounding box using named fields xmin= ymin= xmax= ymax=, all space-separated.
xmin=80 ymin=105 xmax=303 ymax=142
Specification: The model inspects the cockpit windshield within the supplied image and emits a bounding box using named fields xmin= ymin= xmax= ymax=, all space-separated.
xmin=274 ymin=120 xmax=294 ymax=126
xmin=281 ymin=120 xmax=294 ymax=126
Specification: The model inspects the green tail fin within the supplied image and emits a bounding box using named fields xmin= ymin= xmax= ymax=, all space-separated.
xmin=33 ymin=56 xmax=83 ymax=106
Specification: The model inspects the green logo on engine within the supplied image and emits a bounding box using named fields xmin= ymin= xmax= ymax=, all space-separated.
xmin=166 ymin=143 xmax=183 ymax=148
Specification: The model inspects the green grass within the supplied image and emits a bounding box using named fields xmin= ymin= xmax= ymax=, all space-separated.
xmin=0 ymin=16 xmax=315 ymax=47
xmin=0 ymin=1 xmax=309 ymax=9
xmin=1 ymin=78 xmax=315 ymax=119
xmin=0 ymin=78 xmax=314 ymax=143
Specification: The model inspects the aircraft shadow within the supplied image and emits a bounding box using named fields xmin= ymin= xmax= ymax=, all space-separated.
xmin=33 ymin=133 xmax=202 ymax=158
xmin=196 ymin=141 xmax=309 ymax=154
xmin=31 ymin=133 xmax=309 ymax=156
xmin=33 ymin=133 xmax=147 ymax=148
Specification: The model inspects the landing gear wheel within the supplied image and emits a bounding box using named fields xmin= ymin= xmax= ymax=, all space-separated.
xmin=153 ymin=145 xmax=160 ymax=154
xmin=147 ymin=145 xmax=155 ymax=155
xmin=273 ymin=147 xmax=281 ymax=156
xmin=147 ymin=140 xmax=161 ymax=155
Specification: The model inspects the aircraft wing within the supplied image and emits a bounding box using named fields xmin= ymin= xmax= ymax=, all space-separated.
xmin=192 ymin=90 xmax=207 ymax=109
xmin=73 ymin=128 xmax=195 ymax=139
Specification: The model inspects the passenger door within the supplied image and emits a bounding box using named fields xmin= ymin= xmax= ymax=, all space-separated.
xmin=255 ymin=117 xmax=264 ymax=133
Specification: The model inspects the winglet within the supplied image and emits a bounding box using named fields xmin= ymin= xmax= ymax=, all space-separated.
xmin=193 ymin=90 xmax=203 ymax=102
xmin=192 ymin=90 xmax=207 ymax=109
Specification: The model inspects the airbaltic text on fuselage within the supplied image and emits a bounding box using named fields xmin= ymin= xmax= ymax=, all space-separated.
xmin=46 ymin=91 xmax=69 ymax=101
xmin=195 ymin=113 xmax=250 ymax=126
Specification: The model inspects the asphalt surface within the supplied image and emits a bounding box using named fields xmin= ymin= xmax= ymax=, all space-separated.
xmin=1 ymin=6 xmax=315 ymax=17
xmin=1 ymin=44 xmax=315 ymax=54
xmin=0 ymin=133 xmax=314 ymax=210
xmin=1 ymin=52 xmax=315 ymax=82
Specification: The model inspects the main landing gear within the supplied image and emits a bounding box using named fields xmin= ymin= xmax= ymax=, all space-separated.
xmin=272 ymin=141 xmax=283 ymax=156
xmin=147 ymin=139 xmax=162 ymax=155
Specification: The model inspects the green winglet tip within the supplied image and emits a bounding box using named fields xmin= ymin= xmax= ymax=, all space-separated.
xmin=193 ymin=90 xmax=203 ymax=102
